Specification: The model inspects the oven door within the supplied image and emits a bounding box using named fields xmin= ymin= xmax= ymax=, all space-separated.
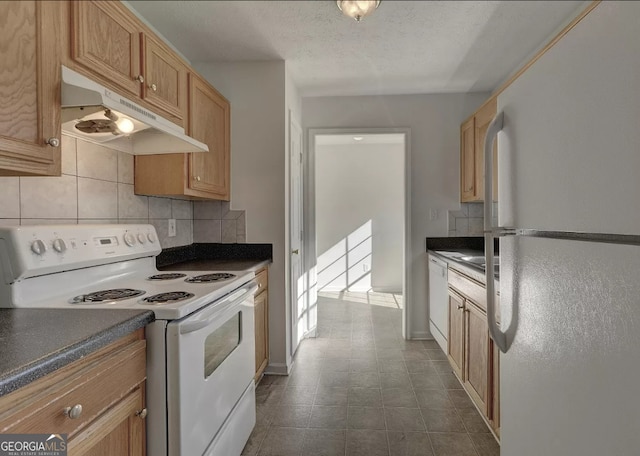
xmin=166 ymin=280 xmax=257 ymax=456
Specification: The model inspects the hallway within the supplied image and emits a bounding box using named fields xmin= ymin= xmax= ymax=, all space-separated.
xmin=242 ymin=292 xmax=500 ymax=456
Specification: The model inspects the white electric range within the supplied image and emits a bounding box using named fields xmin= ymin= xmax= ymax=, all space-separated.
xmin=0 ymin=224 xmax=257 ymax=456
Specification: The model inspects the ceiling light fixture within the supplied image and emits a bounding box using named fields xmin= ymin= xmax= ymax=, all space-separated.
xmin=336 ymin=0 xmax=381 ymax=22
xmin=353 ymin=136 xmax=364 ymax=141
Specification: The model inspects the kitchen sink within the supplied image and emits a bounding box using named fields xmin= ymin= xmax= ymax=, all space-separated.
xmin=460 ymin=255 xmax=500 ymax=269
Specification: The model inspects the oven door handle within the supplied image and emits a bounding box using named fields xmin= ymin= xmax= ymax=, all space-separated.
xmin=179 ymin=281 xmax=258 ymax=334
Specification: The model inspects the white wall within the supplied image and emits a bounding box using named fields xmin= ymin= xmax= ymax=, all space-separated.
xmin=194 ymin=61 xmax=291 ymax=372
xmin=303 ymin=93 xmax=487 ymax=338
xmin=194 ymin=61 xmax=302 ymax=373
xmin=316 ymin=141 xmax=404 ymax=292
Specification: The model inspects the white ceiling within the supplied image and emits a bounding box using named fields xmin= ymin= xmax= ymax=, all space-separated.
xmin=126 ymin=0 xmax=585 ymax=97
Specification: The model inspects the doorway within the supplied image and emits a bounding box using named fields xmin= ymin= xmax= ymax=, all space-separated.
xmin=304 ymin=128 xmax=411 ymax=343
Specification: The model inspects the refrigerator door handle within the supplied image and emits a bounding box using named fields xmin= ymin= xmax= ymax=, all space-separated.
xmin=483 ymin=111 xmax=509 ymax=353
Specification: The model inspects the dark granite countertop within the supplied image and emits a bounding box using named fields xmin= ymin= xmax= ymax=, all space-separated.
xmin=426 ymin=236 xmax=499 ymax=280
xmin=0 ymin=309 xmax=154 ymax=397
xmin=159 ymin=258 xmax=270 ymax=272
xmin=156 ymin=242 xmax=272 ymax=273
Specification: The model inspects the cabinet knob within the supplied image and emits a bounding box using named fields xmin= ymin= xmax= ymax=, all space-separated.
xmin=149 ymin=83 xmax=157 ymax=92
xmin=457 ymin=304 xmax=464 ymax=310
xmin=63 ymin=404 xmax=83 ymax=420
xmin=193 ymin=176 xmax=201 ymax=182
xmin=46 ymin=137 xmax=60 ymax=147
xmin=135 ymin=75 xmax=145 ymax=83
xmin=136 ymin=408 xmax=148 ymax=419
xmin=292 ymin=249 xmax=299 ymax=255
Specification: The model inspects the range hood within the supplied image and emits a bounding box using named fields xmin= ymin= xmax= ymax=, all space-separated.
xmin=61 ymin=66 xmax=208 ymax=155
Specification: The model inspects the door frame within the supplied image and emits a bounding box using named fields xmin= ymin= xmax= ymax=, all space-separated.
xmin=305 ymin=127 xmax=412 ymax=340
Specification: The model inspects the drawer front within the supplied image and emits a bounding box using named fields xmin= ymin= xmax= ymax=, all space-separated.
xmin=0 ymin=340 xmax=146 ymax=437
xmin=255 ymin=268 xmax=268 ymax=295
xmin=449 ymin=268 xmax=486 ymax=310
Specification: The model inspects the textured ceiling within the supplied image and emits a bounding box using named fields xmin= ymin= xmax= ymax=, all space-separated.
xmin=126 ymin=0 xmax=585 ymax=97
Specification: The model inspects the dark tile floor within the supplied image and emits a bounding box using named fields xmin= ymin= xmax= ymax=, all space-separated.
xmin=242 ymin=292 xmax=500 ymax=456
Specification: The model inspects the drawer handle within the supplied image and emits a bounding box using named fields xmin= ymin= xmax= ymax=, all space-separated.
xmin=136 ymin=408 xmax=148 ymax=419
xmin=63 ymin=404 xmax=83 ymax=420
xmin=258 ymin=283 xmax=263 ymax=289
xmin=457 ymin=304 xmax=464 ymax=310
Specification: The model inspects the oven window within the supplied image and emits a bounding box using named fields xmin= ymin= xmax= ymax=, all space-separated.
xmin=204 ymin=311 xmax=242 ymax=378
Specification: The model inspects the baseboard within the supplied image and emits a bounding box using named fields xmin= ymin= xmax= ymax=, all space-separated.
xmin=371 ymin=287 xmax=402 ymax=293
xmin=408 ymin=330 xmax=432 ymax=340
xmin=264 ymin=362 xmax=291 ymax=376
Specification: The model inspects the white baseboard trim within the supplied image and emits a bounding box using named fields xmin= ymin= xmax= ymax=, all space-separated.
xmin=264 ymin=363 xmax=291 ymax=376
xmin=371 ymin=287 xmax=402 ymax=293
xmin=408 ymin=330 xmax=433 ymax=340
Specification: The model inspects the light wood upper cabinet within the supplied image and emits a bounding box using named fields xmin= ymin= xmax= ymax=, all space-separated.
xmin=460 ymin=117 xmax=477 ymax=202
xmin=134 ymin=72 xmax=231 ymax=200
xmin=187 ymin=73 xmax=230 ymax=199
xmin=71 ymin=1 xmax=142 ymax=98
xmin=141 ymin=34 xmax=187 ymax=120
xmin=69 ymin=1 xmax=185 ymax=125
xmin=0 ymin=1 xmax=61 ymax=176
xmin=460 ymin=97 xmax=498 ymax=202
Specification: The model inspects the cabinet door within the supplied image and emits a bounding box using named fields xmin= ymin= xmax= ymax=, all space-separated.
xmin=142 ymin=34 xmax=187 ymax=123
xmin=187 ymin=73 xmax=230 ymax=200
xmin=254 ymin=290 xmax=269 ymax=382
xmin=447 ymin=291 xmax=465 ymax=380
xmin=0 ymin=1 xmax=61 ymax=176
xmin=474 ymin=98 xmax=498 ymax=202
xmin=460 ymin=117 xmax=477 ymax=202
xmin=71 ymin=1 xmax=142 ymax=98
xmin=68 ymin=388 xmax=145 ymax=456
xmin=491 ymin=340 xmax=500 ymax=436
xmin=464 ymin=301 xmax=490 ymax=415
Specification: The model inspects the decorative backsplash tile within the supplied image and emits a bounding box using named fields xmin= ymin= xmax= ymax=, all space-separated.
xmin=193 ymin=200 xmax=246 ymax=244
xmin=448 ymin=202 xmax=498 ymax=237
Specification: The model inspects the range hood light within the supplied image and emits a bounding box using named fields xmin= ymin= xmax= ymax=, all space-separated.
xmin=116 ymin=118 xmax=135 ymax=134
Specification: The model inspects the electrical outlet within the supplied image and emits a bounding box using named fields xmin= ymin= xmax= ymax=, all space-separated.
xmin=168 ymin=219 xmax=176 ymax=237
xmin=363 ymin=263 xmax=370 ymax=272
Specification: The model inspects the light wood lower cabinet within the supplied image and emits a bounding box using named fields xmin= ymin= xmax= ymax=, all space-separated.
xmin=464 ymin=301 xmax=489 ymax=415
xmin=447 ymin=268 xmax=499 ymax=439
xmin=447 ymin=290 xmax=465 ymax=380
xmin=254 ymin=267 xmax=269 ymax=382
xmin=0 ymin=1 xmax=61 ymax=176
xmin=0 ymin=330 xmax=147 ymax=455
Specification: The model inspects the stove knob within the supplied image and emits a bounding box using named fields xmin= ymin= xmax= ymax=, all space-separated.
xmin=147 ymin=233 xmax=156 ymax=243
xmin=123 ymin=232 xmax=136 ymax=247
xmin=31 ymin=239 xmax=47 ymax=255
xmin=137 ymin=233 xmax=146 ymax=244
xmin=52 ymin=239 xmax=67 ymax=253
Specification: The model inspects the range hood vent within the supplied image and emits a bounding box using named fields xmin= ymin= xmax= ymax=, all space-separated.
xmin=61 ymin=66 xmax=208 ymax=155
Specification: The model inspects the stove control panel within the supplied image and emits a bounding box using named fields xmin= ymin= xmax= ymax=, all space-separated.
xmin=0 ymin=224 xmax=162 ymax=282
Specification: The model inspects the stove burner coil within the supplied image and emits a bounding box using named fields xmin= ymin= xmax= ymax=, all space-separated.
xmin=143 ymin=291 xmax=195 ymax=304
xmin=186 ymin=273 xmax=236 ymax=283
xmin=148 ymin=273 xmax=187 ymax=281
xmin=71 ymin=288 xmax=146 ymax=303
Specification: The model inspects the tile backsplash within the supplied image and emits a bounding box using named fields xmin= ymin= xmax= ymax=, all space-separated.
xmin=448 ymin=202 xmax=498 ymax=237
xmin=0 ymin=135 xmax=245 ymax=248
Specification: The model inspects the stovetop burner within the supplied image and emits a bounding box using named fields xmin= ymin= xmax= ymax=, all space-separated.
xmin=186 ymin=273 xmax=236 ymax=283
xmin=148 ymin=273 xmax=187 ymax=281
xmin=143 ymin=291 xmax=195 ymax=304
xmin=71 ymin=288 xmax=146 ymax=303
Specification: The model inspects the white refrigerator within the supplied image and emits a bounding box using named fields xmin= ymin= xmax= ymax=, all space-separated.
xmin=483 ymin=2 xmax=640 ymax=455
